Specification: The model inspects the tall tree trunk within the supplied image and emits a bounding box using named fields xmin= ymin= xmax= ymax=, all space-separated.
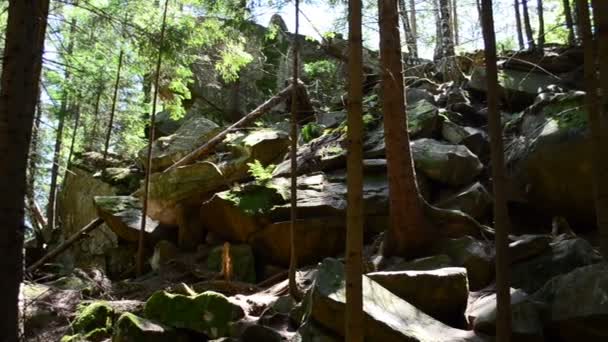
xmin=573 ymin=0 xmax=584 ymax=43
xmin=87 ymin=87 xmax=103 ymax=151
xmin=537 ymin=0 xmax=545 ymax=49
xmin=26 ymin=99 xmax=45 ymax=241
xmin=65 ymin=103 xmax=81 ymax=172
xmin=480 ymin=0 xmax=512 ymax=340
xmin=439 ymin=0 xmax=455 ymax=59
xmin=522 ymin=0 xmax=536 ymax=48
xmin=563 ymin=0 xmax=576 ymax=45
xmin=514 ymin=0 xmax=525 ymax=49
xmin=138 ymin=0 xmax=169 ymax=276
xmin=103 ymin=49 xmax=124 ymax=161
xmin=289 ymin=0 xmax=303 ymax=301
xmin=345 ymin=0 xmax=364 ymax=340
xmin=434 ymin=0 xmax=443 ymax=60
xmin=0 ymin=0 xmax=50 ymax=340
xmin=452 ymin=0 xmax=459 ymax=46
xmin=46 ymin=5 xmax=78 ymax=239
xmin=378 ymin=0 xmax=432 ymax=258
xmin=409 ymin=0 xmax=418 ymax=55
xmin=398 ymin=0 xmax=417 ymax=62
xmin=588 ymin=0 xmax=608 ymax=260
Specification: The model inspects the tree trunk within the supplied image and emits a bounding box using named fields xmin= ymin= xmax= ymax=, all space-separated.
xmin=27 ymin=100 xmax=45 ymax=241
xmin=46 ymin=6 xmax=78 ymax=239
xmin=573 ymin=0 xmax=584 ymax=43
xmin=480 ymin=0 xmax=512 ymax=340
xmin=65 ymin=103 xmax=81 ymax=173
xmin=398 ymin=0 xmax=417 ymax=62
xmin=514 ymin=0 xmax=525 ymax=50
xmin=522 ymin=0 xmax=536 ymax=48
xmin=452 ymin=0 xmax=459 ymax=46
xmin=378 ymin=0 xmax=432 ymax=258
xmin=563 ymin=0 xmax=576 ymax=45
xmin=439 ymin=0 xmax=456 ymax=59
xmin=588 ymin=0 xmax=608 ymax=260
xmin=345 ymin=0 xmax=364 ymax=339
xmin=289 ymin=0 xmax=303 ymax=301
xmin=537 ymin=0 xmax=545 ymax=49
xmin=103 ymin=49 xmax=124 ymax=161
xmin=138 ymin=0 xmax=170 ymax=276
xmin=434 ymin=0 xmax=443 ymax=60
xmin=0 ymin=0 xmax=50 ymax=340
xmin=87 ymin=87 xmax=103 ymax=151
xmin=409 ymin=0 xmax=418 ymax=56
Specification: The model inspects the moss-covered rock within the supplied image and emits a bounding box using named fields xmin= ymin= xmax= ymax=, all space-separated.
xmin=113 ymin=312 xmax=187 ymax=342
xmin=407 ymin=99 xmax=441 ymax=138
xmin=144 ymin=291 xmax=244 ymax=338
xmin=94 ymin=196 xmax=159 ymax=242
xmin=207 ymin=244 xmax=256 ymax=283
xmin=72 ymin=301 xmax=114 ymax=335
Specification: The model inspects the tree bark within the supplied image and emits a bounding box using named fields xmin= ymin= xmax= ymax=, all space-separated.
xmin=409 ymin=0 xmax=418 ymax=53
xmin=65 ymin=103 xmax=81 ymax=173
xmin=480 ymin=0 xmax=512 ymax=340
xmin=573 ymin=0 xmax=584 ymax=43
xmin=522 ymin=0 xmax=536 ymax=48
xmin=289 ymin=0 xmax=303 ymax=301
xmin=46 ymin=5 xmax=78 ymax=239
xmin=514 ymin=0 xmax=525 ymax=50
xmin=103 ymin=49 xmax=124 ymax=161
xmin=563 ymin=0 xmax=576 ymax=45
xmin=87 ymin=87 xmax=103 ymax=151
xmin=345 ymin=0 xmax=364 ymax=340
xmin=398 ymin=0 xmax=418 ymax=61
xmin=537 ymin=0 xmax=545 ymax=49
xmin=378 ymin=0 xmax=432 ymax=258
xmin=452 ymin=0 xmax=459 ymax=46
xmin=588 ymin=0 xmax=608 ymax=260
xmin=0 ymin=0 xmax=50 ymax=340
xmin=438 ymin=0 xmax=456 ymax=59
xmin=27 ymin=100 xmax=45 ymax=240
xmin=138 ymin=0 xmax=170 ymax=276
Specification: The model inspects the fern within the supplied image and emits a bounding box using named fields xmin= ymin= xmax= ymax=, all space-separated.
xmin=247 ymin=160 xmax=275 ymax=185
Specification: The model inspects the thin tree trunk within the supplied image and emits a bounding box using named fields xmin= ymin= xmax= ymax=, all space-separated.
xmin=398 ymin=0 xmax=417 ymax=62
xmin=27 ymin=99 xmax=45 ymax=241
xmin=563 ymin=0 xmax=576 ymax=45
xmin=0 ymin=0 xmax=50 ymax=339
xmin=522 ymin=0 xmax=536 ymax=48
xmin=537 ymin=0 xmax=545 ymax=49
xmin=480 ymin=0 xmax=512 ymax=340
xmin=289 ymin=0 xmax=302 ymax=301
xmin=46 ymin=6 xmax=78 ymax=239
xmin=439 ymin=0 xmax=455 ymax=58
xmin=588 ymin=0 xmax=608 ymax=260
xmin=87 ymin=87 xmax=103 ymax=151
xmin=573 ymin=0 xmax=584 ymax=43
xmin=434 ymin=0 xmax=443 ymax=60
xmin=65 ymin=103 xmax=81 ymax=172
xmin=514 ymin=0 xmax=525 ymax=49
xmin=138 ymin=0 xmax=169 ymax=276
xmin=103 ymin=49 xmax=124 ymax=161
xmin=345 ymin=0 xmax=364 ymax=339
xmin=379 ymin=0 xmax=432 ymax=258
xmin=409 ymin=0 xmax=418 ymax=57
xmin=452 ymin=0 xmax=459 ymax=46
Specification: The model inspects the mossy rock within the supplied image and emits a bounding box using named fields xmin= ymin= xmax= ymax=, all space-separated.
xmin=144 ymin=291 xmax=244 ymax=338
xmin=113 ymin=312 xmax=188 ymax=342
xmin=207 ymin=244 xmax=256 ymax=283
xmin=72 ymin=301 xmax=114 ymax=335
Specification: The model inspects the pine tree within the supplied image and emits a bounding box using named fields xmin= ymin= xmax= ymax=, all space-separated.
xmin=514 ymin=0 xmax=525 ymax=50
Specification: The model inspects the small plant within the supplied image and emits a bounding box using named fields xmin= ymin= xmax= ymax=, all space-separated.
xmin=247 ymin=160 xmax=275 ymax=185
xmin=301 ymin=122 xmax=324 ymax=143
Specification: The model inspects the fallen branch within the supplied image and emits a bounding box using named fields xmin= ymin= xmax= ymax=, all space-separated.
xmin=27 ymin=217 xmax=103 ymax=273
xmin=164 ymin=83 xmax=297 ymax=172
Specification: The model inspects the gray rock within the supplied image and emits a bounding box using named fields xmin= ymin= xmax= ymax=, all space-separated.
xmin=508 ymin=234 xmax=552 ymax=264
xmin=407 ymin=99 xmax=441 ymax=138
xmin=367 ymin=267 xmax=469 ymax=326
xmin=113 ymin=312 xmax=188 ymax=342
xmin=441 ymin=121 xmax=489 ymax=162
xmin=435 ymin=182 xmax=493 ymax=220
xmin=435 ymin=236 xmax=495 ymax=290
xmin=406 ymin=88 xmax=436 ymax=106
xmin=384 ymin=254 xmax=454 ymax=272
xmin=310 ymin=258 xmax=486 ymax=341
xmin=94 ymin=196 xmax=159 ymax=242
xmin=411 ymin=139 xmax=483 ymax=186
xmin=207 ymin=244 xmax=256 ymax=283
xmin=315 ymin=111 xmax=346 ymax=128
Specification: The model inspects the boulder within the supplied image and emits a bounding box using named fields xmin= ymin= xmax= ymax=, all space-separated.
xmin=505 ymin=92 xmax=595 ymax=226
xmin=511 ymin=237 xmax=602 ymax=293
xmin=441 ymin=121 xmax=489 ymax=162
xmin=435 ymin=182 xmax=493 ymax=220
xmin=467 ymin=289 xmax=543 ymax=340
xmin=207 ymin=244 xmax=256 ymax=283
xmin=367 ymin=267 xmax=469 ymax=326
xmin=406 ymin=88 xmax=436 ymax=106
xmin=144 ymin=290 xmax=244 ymax=338
xmin=384 ymin=254 xmax=454 ymax=272
xmin=150 ymin=240 xmax=179 ymax=271
xmin=147 ymin=129 xmax=289 ymax=225
xmin=94 ymin=196 xmax=160 ymax=242
xmin=293 ymin=321 xmax=341 ymax=342
xmin=70 ymin=301 xmax=114 ymax=339
xmin=310 ymin=258 xmax=486 ymax=341
xmin=508 ymin=234 xmax=552 ymax=264
xmin=435 ymin=236 xmax=495 ymax=290
xmin=138 ymin=115 xmax=221 ymax=172
xmin=315 ymin=111 xmax=346 ymax=128
xmin=533 ymin=263 xmax=608 ymax=341
xmin=113 ymin=312 xmax=188 ymax=342
xmin=411 ymin=139 xmax=483 ymax=186
xmin=407 ymin=99 xmax=441 ymax=138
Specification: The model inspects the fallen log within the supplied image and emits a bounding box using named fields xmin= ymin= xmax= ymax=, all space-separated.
xmin=27 ymin=217 xmax=104 ymax=273
xmin=164 ymin=83 xmax=298 ymax=172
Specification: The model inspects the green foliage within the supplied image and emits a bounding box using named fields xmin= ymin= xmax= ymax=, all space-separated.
xmin=301 ymin=122 xmax=324 ymax=143
xmin=246 ymin=160 xmax=276 ymax=185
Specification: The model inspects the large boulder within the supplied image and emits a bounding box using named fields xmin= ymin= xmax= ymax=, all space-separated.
xmin=533 ymin=263 xmax=608 ymax=341
xmin=510 ymin=237 xmax=602 ymax=293
xmin=147 ymin=129 xmax=289 ymax=225
xmin=310 ymin=258 xmax=486 ymax=341
xmin=94 ymin=196 xmax=160 ymax=242
xmin=505 ymin=92 xmax=595 ymax=226
xmin=367 ymin=267 xmax=469 ymax=327
xmin=411 ymin=139 xmax=483 ymax=186
xmin=207 ymin=244 xmax=256 ymax=283
xmin=434 ymin=236 xmax=495 ymax=290
xmin=435 ymin=182 xmax=492 ymax=220
xmin=113 ymin=312 xmax=188 ymax=342
xmin=144 ymin=290 xmax=244 ymax=338
xmin=407 ymin=99 xmax=441 ymax=138
xmin=441 ymin=121 xmax=489 ymax=162
xmin=139 ymin=114 xmax=221 ymax=173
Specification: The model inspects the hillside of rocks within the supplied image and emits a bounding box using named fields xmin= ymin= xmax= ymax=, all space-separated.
xmin=22 ymin=39 xmax=608 ymax=342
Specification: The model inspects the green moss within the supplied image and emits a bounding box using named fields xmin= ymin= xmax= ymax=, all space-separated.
xmin=219 ymin=185 xmax=283 ymax=216
xmin=144 ymin=291 xmax=244 ymax=338
xmin=114 ymin=312 xmax=185 ymax=342
xmin=541 ymin=97 xmax=587 ymax=130
xmin=72 ymin=302 xmax=114 ymax=335
xmin=60 ymin=334 xmax=84 ymax=342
